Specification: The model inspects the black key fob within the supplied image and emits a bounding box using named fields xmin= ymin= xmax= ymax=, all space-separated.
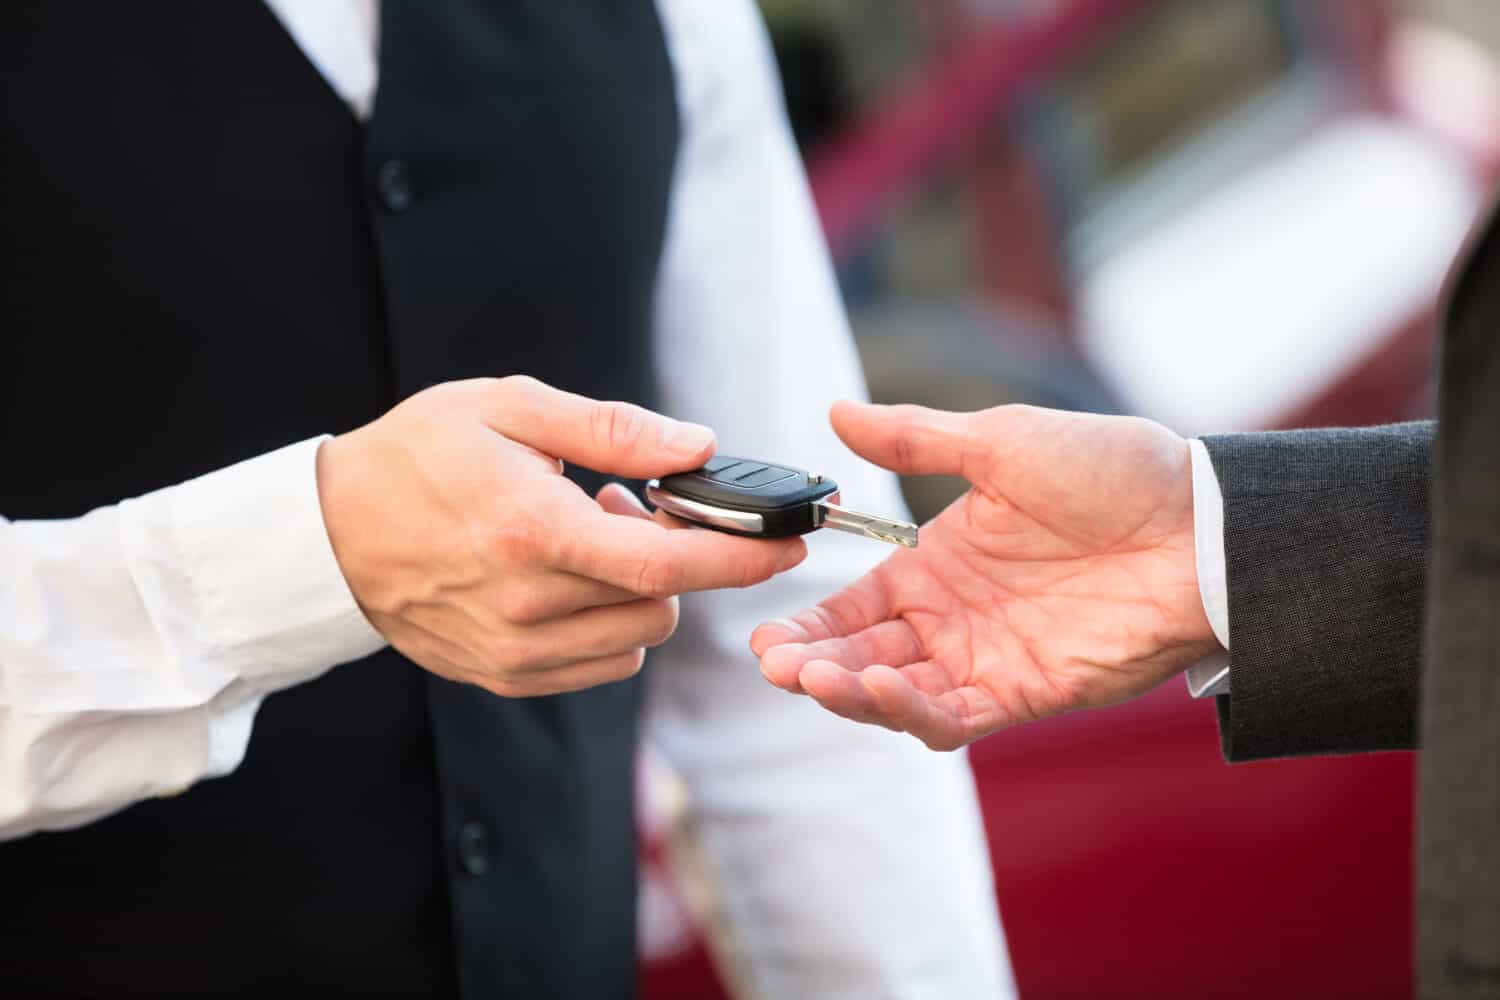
xmin=645 ymin=455 xmax=919 ymax=546
xmin=647 ymin=456 xmax=837 ymax=538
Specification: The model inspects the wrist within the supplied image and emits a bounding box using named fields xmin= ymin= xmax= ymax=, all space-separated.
xmin=315 ymin=432 xmax=386 ymax=621
xmin=159 ymin=436 xmax=385 ymax=676
xmin=1166 ymin=436 xmax=1221 ymax=650
xmin=1149 ymin=437 xmax=1222 ymax=671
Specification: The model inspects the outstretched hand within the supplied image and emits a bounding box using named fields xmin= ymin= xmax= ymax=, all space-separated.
xmin=751 ymin=401 xmax=1220 ymax=750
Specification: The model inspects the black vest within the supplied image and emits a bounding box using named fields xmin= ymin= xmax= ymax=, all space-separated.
xmin=0 ymin=3 xmax=678 ymax=997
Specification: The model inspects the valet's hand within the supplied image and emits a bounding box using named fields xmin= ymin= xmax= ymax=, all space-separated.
xmin=319 ymin=377 xmax=806 ymax=698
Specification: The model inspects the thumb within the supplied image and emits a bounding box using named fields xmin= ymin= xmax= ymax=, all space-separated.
xmin=483 ymin=376 xmax=715 ymax=478
xmin=829 ymin=399 xmax=980 ymax=480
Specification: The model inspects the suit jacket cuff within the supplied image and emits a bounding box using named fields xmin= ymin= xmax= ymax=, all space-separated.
xmin=1200 ymin=423 xmax=1431 ymax=761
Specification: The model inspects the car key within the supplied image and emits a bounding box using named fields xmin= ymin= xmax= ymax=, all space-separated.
xmin=645 ymin=455 xmax=918 ymax=547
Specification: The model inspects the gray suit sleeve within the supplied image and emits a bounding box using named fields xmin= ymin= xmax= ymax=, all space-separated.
xmin=1199 ymin=422 xmax=1433 ymax=761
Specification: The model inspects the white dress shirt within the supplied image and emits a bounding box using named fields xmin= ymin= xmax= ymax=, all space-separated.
xmin=0 ymin=2 xmax=1013 ymax=996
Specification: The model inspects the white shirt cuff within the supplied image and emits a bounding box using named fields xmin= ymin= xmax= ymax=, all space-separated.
xmin=1185 ymin=439 xmax=1231 ymax=698
xmin=0 ymin=438 xmax=390 ymax=836
xmin=147 ymin=435 xmax=387 ymax=681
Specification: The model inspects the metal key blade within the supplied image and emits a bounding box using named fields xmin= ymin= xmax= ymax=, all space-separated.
xmin=814 ymin=499 xmax=919 ymax=548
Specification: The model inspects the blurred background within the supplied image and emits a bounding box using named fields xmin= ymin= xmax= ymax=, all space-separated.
xmin=641 ymin=1 xmax=1500 ymax=996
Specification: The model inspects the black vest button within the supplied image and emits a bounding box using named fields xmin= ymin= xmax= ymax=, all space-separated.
xmin=375 ymin=159 xmax=415 ymax=212
xmin=455 ymin=821 xmax=490 ymax=877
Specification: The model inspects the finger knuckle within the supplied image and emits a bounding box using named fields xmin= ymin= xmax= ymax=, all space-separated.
xmin=494 ymin=374 xmax=542 ymax=401
xmin=506 ymin=514 xmax=557 ymax=567
xmin=533 ymin=518 xmax=577 ymax=568
xmin=466 ymin=376 xmax=503 ymax=399
xmin=497 ymin=585 xmax=550 ymax=625
xmin=737 ymin=550 xmax=781 ymax=589
xmin=592 ymin=400 xmax=648 ymax=454
xmin=467 ymin=508 xmax=540 ymax=568
xmin=892 ymin=429 xmax=917 ymax=473
xmin=486 ymin=633 xmax=541 ymax=675
xmin=810 ymin=603 xmax=853 ymax=638
xmin=462 ymin=512 xmax=508 ymax=563
xmin=634 ymin=553 xmax=685 ymax=599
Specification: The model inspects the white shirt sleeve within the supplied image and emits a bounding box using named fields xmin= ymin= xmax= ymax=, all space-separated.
xmin=0 ymin=437 xmax=386 ymax=839
xmin=645 ymin=2 xmax=1015 ymax=996
xmin=1184 ymin=439 xmax=1232 ymax=698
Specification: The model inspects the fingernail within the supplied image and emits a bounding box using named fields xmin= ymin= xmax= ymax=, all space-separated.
xmin=663 ymin=420 xmax=715 ymax=456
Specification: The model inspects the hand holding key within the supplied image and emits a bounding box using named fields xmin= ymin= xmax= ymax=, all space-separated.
xmin=752 ymin=400 xmax=1221 ymax=750
xmin=317 ymin=377 xmax=806 ymax=698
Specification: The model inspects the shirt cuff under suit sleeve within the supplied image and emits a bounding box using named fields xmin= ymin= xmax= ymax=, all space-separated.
xmin=1184 ymin=438 xmax=1232 ymax=698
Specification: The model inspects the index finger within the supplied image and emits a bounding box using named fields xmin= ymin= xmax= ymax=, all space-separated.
xmin=555 ymin=508 xmax=807 ymax=597
xmin=749 ymin=572 xmax=893 ymax=656
xmin=481 ymin=376 xmax=716 ymax=480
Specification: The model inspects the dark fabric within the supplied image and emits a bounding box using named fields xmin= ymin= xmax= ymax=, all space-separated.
xmin=369 ymin=2 xmax=678 ymax=996
xmin=1199 ymin=423 xmax=1432 ymax=760
xmin=0 ymin=2 xmax=677 ymax=998
xmin=1200 ymin=195 xmax=1500 ymax=996
xmin=1419 ymin=197 xmax=1500 ymax=1000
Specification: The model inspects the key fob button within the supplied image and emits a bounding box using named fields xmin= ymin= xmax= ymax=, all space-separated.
xmin=728 ymin=467 xmax=795 ymax=488
xmin=701 ymin=455 xmax=741 ymax=474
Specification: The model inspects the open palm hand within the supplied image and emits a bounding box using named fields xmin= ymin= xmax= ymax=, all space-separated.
xmin=752 ymin=401 xmax=1220 ymax=750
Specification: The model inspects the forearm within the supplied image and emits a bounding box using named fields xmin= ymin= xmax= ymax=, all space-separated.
xmin=1200 ymin=421 xmax=1433 ymax=761
xmin=0 ymin=439 xmax=384 ymax=838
